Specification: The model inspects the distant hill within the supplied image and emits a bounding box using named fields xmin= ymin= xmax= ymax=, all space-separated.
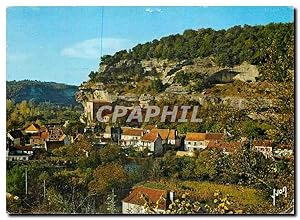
xmin=7 ymin=80 xmax=78 ymax=105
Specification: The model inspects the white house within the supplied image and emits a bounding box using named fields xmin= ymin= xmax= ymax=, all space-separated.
xmin=273 ymin=144 xmax=293 ymax=158
xmin=139 ymin=131 xmax=163 ymax=155
xmin=252 ymin=140 xmax=273 ymax=158
xmin=184 ymin=132 xmax=207 ymax=151
xmin=184 ymin=132 xmax=224 ymax=152
xmin=122 ymin=186 xmax=169 ymax=214
xmin=121 ymin=128 xmax=144 ymax=147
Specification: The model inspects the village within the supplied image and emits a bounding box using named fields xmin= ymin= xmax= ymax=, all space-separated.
xmin=5 ymin=6 xmax=295 ymax=214
xmin=7 ymin=119 xmax=293 ymax=162
xmin=6 ymin=114 xmax=293 ymax=214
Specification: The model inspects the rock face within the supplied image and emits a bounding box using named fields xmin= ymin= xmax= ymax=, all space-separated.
xmin=76 ymin=57 xmax=260 ymax=126
xmin=76 ymin=82 xmax=117 ymax=103
xmin=98 ymin=57 xmax=259 ymax=86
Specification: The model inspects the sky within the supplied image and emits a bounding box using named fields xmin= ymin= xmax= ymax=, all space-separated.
xmin=6 ymin=6 xmax=294 ymax=85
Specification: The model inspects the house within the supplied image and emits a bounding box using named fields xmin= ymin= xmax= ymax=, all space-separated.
xmin=184 ymin=132 xmax=206 ymax=151
xmin=121 ymin=128 xmax=144 ymax=147
xmin=24 ymin=123 xmax=41 ymax=134
xmin=166 ymin=129 xmax=180 ymax=148
xmin=102 ymin=113 xmax=112 ymax=123
xmin=7 ymin=130 xmax=25 ymax=147
xmin=29 ymin=129 xmax=49 ymax=147
xmin=143 ymin=125 xmax=157 ymax=133
xmin=151 ymin=129 xmax=170 ymax=144
xmin=184 ymin=132 xmax=224 ymax=152
xmin=252 ymin=140 xmax=273 ymax=158
xmin=207 ymin=140 xmax=242 ymax=155
xmin=13 ymin=146 xmax=33 ymax=155
xmin=6 ymin=146 xmax=33 ymax=161
xmin=149 ymin=128 xmax=179 ymax=147
xmin=58 ymin=134 xmax=71 ymax=145
xmin=48 ymin=127 xmax=64 ymax=141
xmin=122 ymin=186 xmax=172 ymax=214
xmin=273 ymin=144 xmax=293 ymax=158
xmin=139 ymin=131 xmax=163 ymax=155
xmin=6 ymin=154 xmax=30 ymax=161
xmin=205 ymin=133 xmax=224 ymax=142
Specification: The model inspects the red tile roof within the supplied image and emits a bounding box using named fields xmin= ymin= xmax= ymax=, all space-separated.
xmin=205 ymin=133 xmax=224 ymax=141
xmin=151 ymin=129 xmax=170 ymax=140
xmin=253 ymin=140 xmax=273 ymax=147
xmin=168 ymin=129 xmax=176 ymax=140
xmin=122 ymin=186 xmax=167 ymax=210
xmin=207 ymin=140 xmax=242 ymax=153
xmin=185 ymin=132 xmax=224 ymax=141
xmin=14 ymin=146 xmax=33 ymax=151
xmin=185 ymin=132 xmax=206 ymax=141
xmin=141 ymin=131 xmax=160 ymax=142
xmin=40 ymin=131 xmax=49 ymax=139
xmin=144 ymin=125 xmax=156 ymax=130
xmin=122 ymin=128 xmax=144 ymax=136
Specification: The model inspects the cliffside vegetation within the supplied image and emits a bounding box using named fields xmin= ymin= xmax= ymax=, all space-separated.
xmin=88 ymin=22 xmax=293 ymax=90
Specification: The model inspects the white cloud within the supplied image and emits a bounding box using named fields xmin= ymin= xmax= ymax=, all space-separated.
xmin=61 ymin=38 xmax=133 ymax=59
xmin=145 ymin=8 xmax=163 ymax=13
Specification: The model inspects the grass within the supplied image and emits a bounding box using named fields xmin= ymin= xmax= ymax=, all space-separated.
xmin=139 ymin=180 xmax=267 ymax=209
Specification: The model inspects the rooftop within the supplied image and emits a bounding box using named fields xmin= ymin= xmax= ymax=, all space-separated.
xmin=122 ymin=128 xmax=144 ymax=137
xmin=122 ymin=186 xmax=167 ymax=210
xmin=141 ymin=131 xmax=160 ymax=142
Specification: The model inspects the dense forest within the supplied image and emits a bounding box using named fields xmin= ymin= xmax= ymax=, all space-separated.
xmin=7 ymin=80 xmax=78 ymax=105
xmin=93 ymin=23 xmax=293 ymax=81
xmin=101 ymin=22 xmax=294 ymax=66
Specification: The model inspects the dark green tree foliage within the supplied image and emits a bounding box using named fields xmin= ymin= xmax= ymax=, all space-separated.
xmin=151 ymin=78 xmax=165 ymax=93
xmin=99 ymin=23 xmax=293 ymax=68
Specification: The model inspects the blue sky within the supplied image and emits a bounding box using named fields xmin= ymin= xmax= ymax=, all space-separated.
xmin=6 ymin=6 xmax=294 ymax=85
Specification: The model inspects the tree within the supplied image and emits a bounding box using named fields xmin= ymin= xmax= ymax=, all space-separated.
xmin=88 ymin=163 xmax=128 ymax=194
xmin=151 ymin=78 xmax=164 ymax=93
xmin=204 ymin=191 xmax=243 ymax=214
xmin=105 ymin=189 xmax=118 ymax=214
xmin=195 ymin=150 xmax=221 ymax=180
xmin=7 ymin=165 xmax=26 ymax=196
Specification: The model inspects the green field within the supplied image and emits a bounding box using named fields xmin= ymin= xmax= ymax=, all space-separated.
xmin=139 ymin=180 xmax=269 ymax=211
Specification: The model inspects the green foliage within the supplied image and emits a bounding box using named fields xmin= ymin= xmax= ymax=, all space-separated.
xmin=6 ymin=99 xmax=82 ymax=130
xmin=141 ymin=180 xmax=265 ymax=209
xmin=88 ymin=163 xmax=128 ymax=194
xmin=151 ymin=78 xmax=165 ymax=93
xmin=142 ymin=192 xmax=201 ymax=214
xmin=95 ymin=23 xmax=293 ymax=84
xmin=195 ymin=150 xmax=221 ymax=180
xmin=205 ymin=191 xmax=243 ymax=214
xmin=7 ymin=80 xmax=78 ymax=105
xmin=174 ymin=71 xmax=189 ymax=86
xmin=6 ymin=165 xmax=26 ymax=196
